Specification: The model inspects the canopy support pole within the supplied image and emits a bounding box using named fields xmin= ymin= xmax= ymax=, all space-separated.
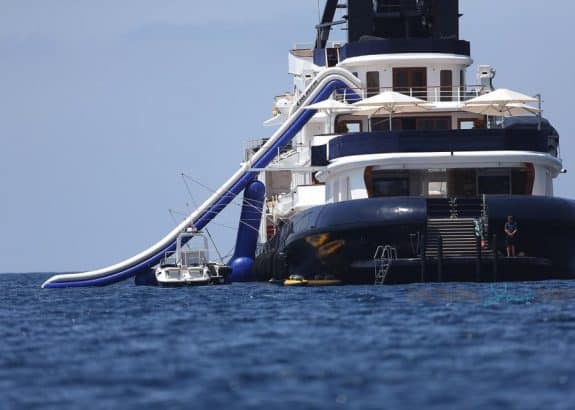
xmin=537 ymin=94 xmax=542 ymax=131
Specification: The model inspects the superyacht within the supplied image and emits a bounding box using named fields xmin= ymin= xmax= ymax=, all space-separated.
xmin=42 ymin=0 xmax=573 ymax=288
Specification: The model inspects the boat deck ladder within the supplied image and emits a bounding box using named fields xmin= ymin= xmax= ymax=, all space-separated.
xmin=373 ymin=245 xmax=397 ymax=285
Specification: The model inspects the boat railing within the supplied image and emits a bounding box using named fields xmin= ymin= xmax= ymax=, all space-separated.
xmin=293 ymin=42 xmax=314 ymax=50
xmin=336 ymin=85 xmax=491 ymax=103
xmin=244 ymin=138 xmax=294 ymax=161
xmin=243 ymin=138 xmax=268 ymax=161
xmin=160 ymin=251 xmax=178 ymax=267
xmin=179 ymin=250 xmax=209 ymax=267
xmin=292 ymin=41 xmax=343 ymax=50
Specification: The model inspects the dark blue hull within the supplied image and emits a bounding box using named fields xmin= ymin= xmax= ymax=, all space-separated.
xmin=254 ymin=196 xmax=575 ymax=284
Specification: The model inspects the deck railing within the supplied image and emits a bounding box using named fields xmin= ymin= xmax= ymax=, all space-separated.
xmin=335 ymin=85 xmax=491 ymax=104
xmin=244 ymin=138 xmax=295 ymax=162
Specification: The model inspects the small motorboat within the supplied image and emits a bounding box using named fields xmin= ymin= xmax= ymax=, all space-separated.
xmin=155 ymin=231 xmax=230 ymax=287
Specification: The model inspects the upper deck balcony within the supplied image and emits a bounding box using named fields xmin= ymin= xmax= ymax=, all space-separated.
xmin=311 ymin=127 xmax=556 ymax=167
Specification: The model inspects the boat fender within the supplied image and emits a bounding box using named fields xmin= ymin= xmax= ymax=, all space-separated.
xmin=229 ymin=256 xmax=255 ymax=282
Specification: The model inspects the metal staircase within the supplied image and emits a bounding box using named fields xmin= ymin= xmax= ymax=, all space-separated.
xmin=425 ymin=197 xmax=492 ymax=258
xmin=425 ymin=218 xmax=479 ymax=257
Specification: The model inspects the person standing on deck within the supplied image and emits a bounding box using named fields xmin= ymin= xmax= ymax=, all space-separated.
xmin=504 ymin=216 xmax=518 ymax=257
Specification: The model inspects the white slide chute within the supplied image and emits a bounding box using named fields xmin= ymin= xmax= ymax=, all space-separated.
xmin=42 ymin=68 xmax=362 ymax=288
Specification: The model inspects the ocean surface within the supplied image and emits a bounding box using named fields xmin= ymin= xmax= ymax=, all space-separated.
xmin=1 ymin=273 xmax=575 ymax=410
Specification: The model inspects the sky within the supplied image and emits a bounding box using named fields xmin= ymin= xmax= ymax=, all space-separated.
xmin=0 ymin=0 xmax=574 ymax=273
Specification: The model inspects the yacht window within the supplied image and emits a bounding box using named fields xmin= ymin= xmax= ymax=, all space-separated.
xmin=512 ymin=166 xmax=534 ymax=195
xmin=346 ymin=122 xmax=361 ymax=133
xmin=373 ymin=175 xmax=410 ymax=197
xmin=393 ymin=67 xmax=427 ymax=99
xmin=448 ymin=169 xmax=477 ymax=197
xmin=428 ymin=181 xmax=448 ymax=197
xmin=335 ymin=118 xmax=362 ymax=133
xmin=440 ymin=70 xmax=453 ymax=102
xmin=459 ymin=118 xmax=486 ymax=129
xmin=370 ymin=117 xmax=401 ymax=131
xmin=416 ymin=117 xmax=451 ymax=130
xmin=370 ymin=116 xmax=450 ymax=131
xmin=366 ymin=71 xmax=380 ymax=97
xmin=458 ymin=119 xmax=476 ymax=130
xmin=478 ymin=175 xmax=511 ymax=195
xmin=371 ymin=117 xmax=401 ymax=131
xmin=401 ymin=118 xmax=417 ymax=130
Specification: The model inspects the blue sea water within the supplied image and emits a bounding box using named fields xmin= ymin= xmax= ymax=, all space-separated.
xmin=1 ymin=273 xmax=575 ymax=410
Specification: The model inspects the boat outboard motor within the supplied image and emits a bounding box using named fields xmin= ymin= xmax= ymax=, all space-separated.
xmin=228 ymin=180 xmax=266 ymax=282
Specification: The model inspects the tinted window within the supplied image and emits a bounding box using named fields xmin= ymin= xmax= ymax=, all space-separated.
xmin=478 ymin=176 xmax=511 ymax=195
xmin=373 ymin=177 xmax=410 ymax=197
xmin=366 ymin=71 xmax=380 ymax=97
xmin=371 ymin=117 xmax=401 ymax=131
xmin=416 ymin=117 xmax=451 ymax=130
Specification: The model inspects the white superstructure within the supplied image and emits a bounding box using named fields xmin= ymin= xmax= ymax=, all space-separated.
xmin=256 ymin=23 xmax=559 ymax=245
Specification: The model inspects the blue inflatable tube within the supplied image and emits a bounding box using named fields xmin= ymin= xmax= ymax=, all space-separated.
xmin=228 ymin=180 xmax=266 ymax=281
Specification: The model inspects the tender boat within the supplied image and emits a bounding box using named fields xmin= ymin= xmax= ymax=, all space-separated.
xmin=155 ymin=231 xmax=230 ymax=287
